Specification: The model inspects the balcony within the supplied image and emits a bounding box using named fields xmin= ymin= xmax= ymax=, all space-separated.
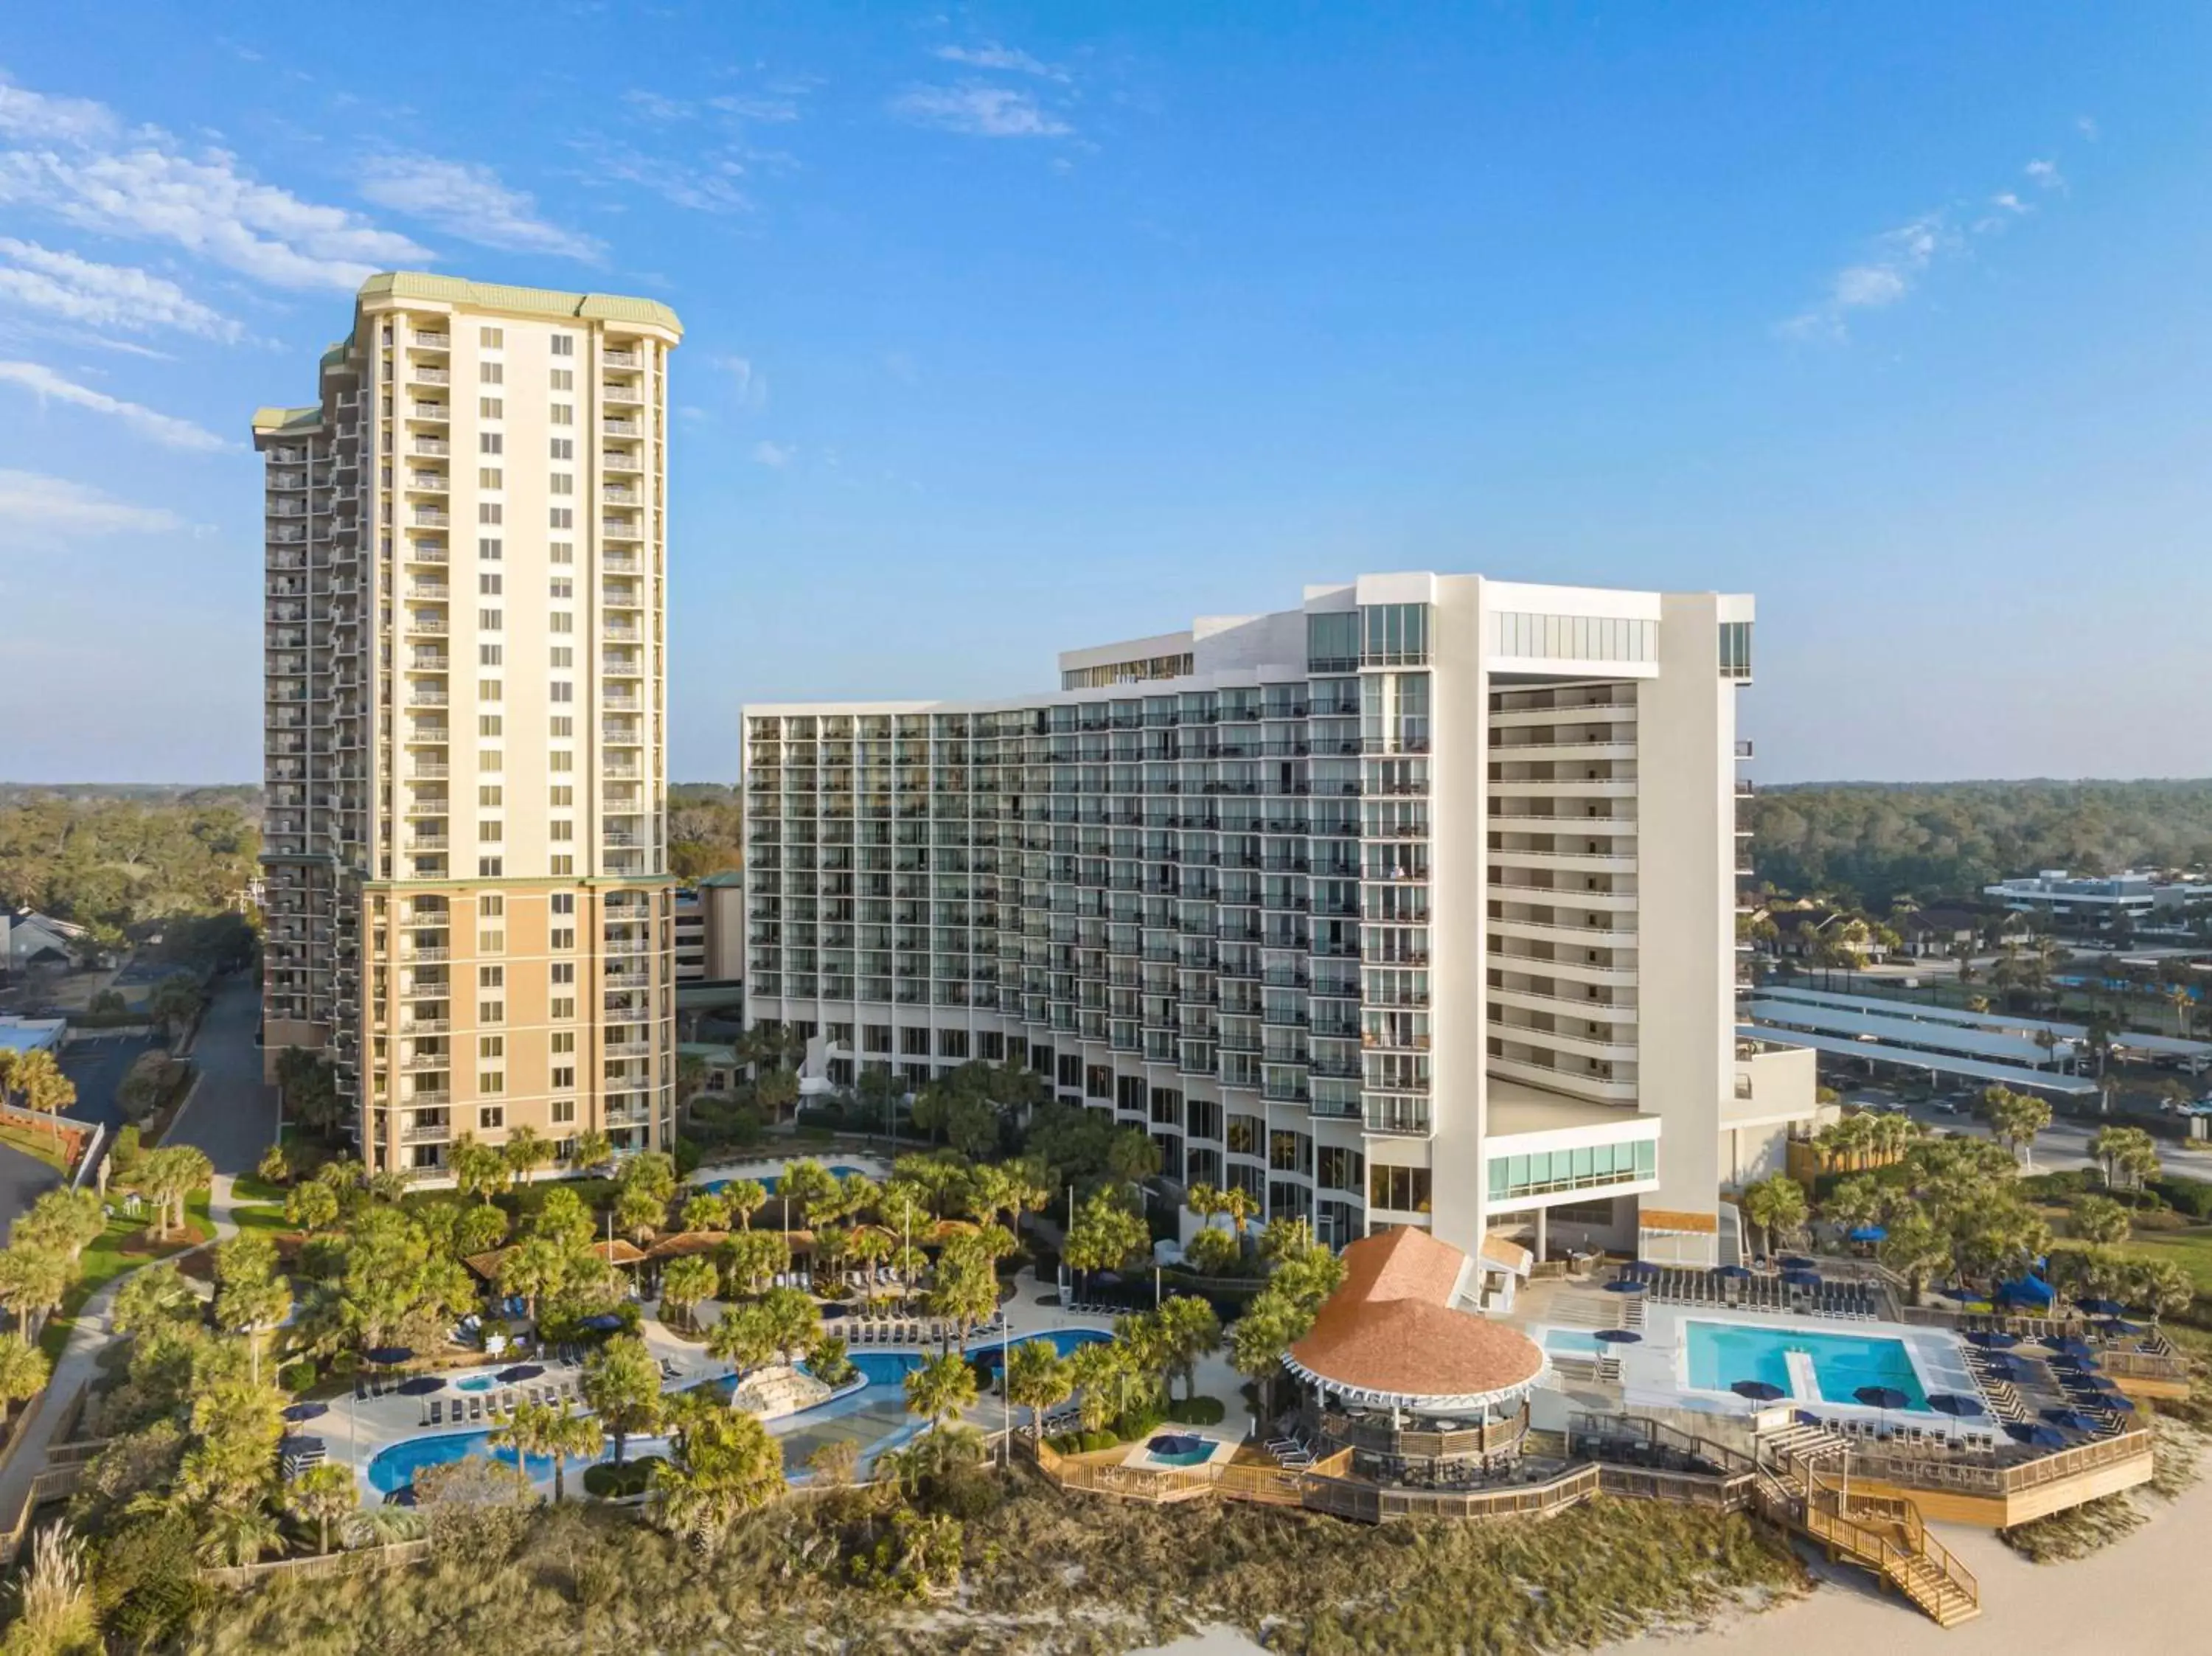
xmin=602 ymin=348 xmax=641 ymax=369
xmin=408 ymin=403 xmax=451 ymax=422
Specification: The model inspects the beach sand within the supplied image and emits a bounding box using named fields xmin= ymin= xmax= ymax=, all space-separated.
xmin=1140 ymin=1473 xmax=2211 ymax=1655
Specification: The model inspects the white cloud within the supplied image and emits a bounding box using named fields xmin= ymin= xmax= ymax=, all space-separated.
xmin=751 ymin=439 xmax=796 ymax=468
xmin=0 ymin=467 xmax=181 ymax=535
xmin=2025 ymin=159 xmax=2064 ymax=190
xmin=718 ymin=354 xmax=767 ymax=410
xmin=933 ymin=42 xmax=1069 ymax=83
xmin=579 ymin=139 xmax=751 ymax=215
xmin=358 ymin=155 xmax=602 ymax=261
xmin=892 ymin=83 xmax=1073 ymax=139
xmin=0 ymin=359 xmax=229 ymax=450
xmin=622 ymin=89 xmax=694 ymax=123
xmin=0 ymin=238 xmax=242 ymax=340
xmin=706 ymin=91 xmax=804 ymax=124
xmin=1989 ymin=192 xmax=2028 ymax=215
xmin=0 ymin=77 xmax=119 ymax=144
xmin=2076 ymin=116 xmax=2099 ymax=141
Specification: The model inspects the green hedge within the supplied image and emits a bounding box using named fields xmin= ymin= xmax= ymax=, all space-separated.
xmin=1166 ymin=1395 xmax=1226 ymax=1426
xmin=582 ymin=1454 xmax=664 ymax=1498
xmin=2152 ymin=1175 xmax=2212 ymax=1222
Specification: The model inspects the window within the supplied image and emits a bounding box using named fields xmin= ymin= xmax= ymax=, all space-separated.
xmin=478 ymin=679 xmax=501 ymax=701
xmin=1368 ymin=1164 xmax=1432 ymax=1212
xmin=479 ymin=820 xmax=503 ymax=842
xmin=552 ymin=1067 xmax=577 ymax=1090
xmin=479 ymin=326 xmax=504 ymax=348
xmin=479 ymin=643 xmax=502 ymax=665
xmin=480 ymin=999 xmax=505 ymax=1023
xmin=549 ymin=682 xmax=573 ymax=703
xmin=549 ymin=369 xmax=574 ymax=390
xmin=479 ymin=1035 xmax=504 ymax=1059
xmin=549 ymin=507 xmax=573 ymax=529
xmin=549 ymin=716 xmax=572 ymax=737
xmin=478 ymin=894 xmax=504 ymax=917
xmin=549 ymin=613 xmax=572 ymax=634
xmin=549 ymin=855 xmax=574 ymax=876
xmin=551 ymin=927 xmax=575 ymax=949
xmin=549 ymin=820 xmax=574 ymax=841
xmin=552 ymin=894 xmax=574 ymax=916
xmin=481 ymin=608 xmax=504 ymax=630
xmin=549 ymin=784 xmax=573 ymax=807
xmin=1491 ymin=611 xmax=1656 ymax=664
xmin=549 ymin=541 xmax=573 ymax=565
xmin=549 ymin=647 xmax=573 ymax=669
xmin=1719 ymin=620 xmax=1753 ymax=680
xmin=478 ymin=467 xmax=503 ymax=489
xmin=549 ymin=578 xmax=572 ymax=599
xmin=478 ymin=785 xmax=503 ymax=807
xmin=478 ymin=1104 xmax=504 ymax=1128
xmin=479 ymin=397 xmax=504 ymax=419
xmin=1361 ymin=603 xmax=1430 ymax=667
xmin=479 ymin=433 xmax=504 ymax=455
xmin=549 ymin=473 xmax=573 ymax=495
xmin=550 ymin=962 xmax=575 ymax=986
xmin=478 ymin=573 xmax=503 ymax=596
xmin=551 ymin=1097 xmax=576 ymax=1124
xmin=549 ymin=438 xmax=574 ymax=460
xmin=479 ymin=362 xmax=504 ymax=384
xmin=476 ymin=856 xmax=503 ymax=877
xmin=1306 ymin=610 xmax=1360 ymax=673
xmin=551 ymin=1030 xmax=576 ymax=1053
xmin=479 ymin=750 xmax=504 ymax=775
xmin=550 ymin=997 xmax=575 ymax=1020
xmin=479 ymin=929 xmax=504 ymax=954
xmin=479 ymin=715 xmax=502 ymax=737
xmin=477 ymin=503 xmax=502 ymax=524
xmin=478 ymin=537 xmax=502 ymax=560
xmin=549 ymin=404 xmax=573 ymax=425
xmin=549 ymin=752 xmax=573 ymax=773
xmin=550 ymin=335 xmax=573 ymax=357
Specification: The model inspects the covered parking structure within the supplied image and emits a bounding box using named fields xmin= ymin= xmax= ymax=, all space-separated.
xmin=1758 ymin=984 xmax=2212 ymax=1066
xmin=1747 ymin=997 xmax=2074 ymax=1068
xmin=1733 ymin=1023 xmax=2100 ymax=1096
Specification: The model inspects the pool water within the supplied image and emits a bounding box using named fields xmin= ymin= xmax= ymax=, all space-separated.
xmin=700 ymin=1164 xmax=867 ymax=1196
xmin=454 ymin=1377 xmax=494 ymax=1393
xmin=367 ymin=1430 xmax=557 ymax=1493
xmin=1544 ymin=1329 xmax=1604 ymax=1356
xmin=1684 ymin=1321 xmax=1931 ymax=1411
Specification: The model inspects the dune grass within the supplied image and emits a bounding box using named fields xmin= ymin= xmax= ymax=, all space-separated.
xmin=181 ymin=1484 xmax=1803 ymax=1656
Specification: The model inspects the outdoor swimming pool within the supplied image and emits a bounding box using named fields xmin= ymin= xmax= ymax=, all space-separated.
xmin=367 ymin=1430 xmax=557 ymax=1494
xmin=1544 ymin=1329 xmax=1604 ymax=1356
xmin=454 ymin=1377 xmax=494 ymax=1393
xmin=1683 ymin=1320 xmax=1932 ymax=1410
xmin=700 ymin=1164 xmax=868 ymax=1196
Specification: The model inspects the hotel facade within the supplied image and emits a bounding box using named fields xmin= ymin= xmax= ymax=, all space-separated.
xmin=254 ymin=273 xmax=681 ymax=1175
xmin=742 ymin=574 xmax=1817 ymax=1269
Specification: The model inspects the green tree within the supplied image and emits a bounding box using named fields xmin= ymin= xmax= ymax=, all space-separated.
xmin=1065 ymin=1338 xmax=1127 ymax=1433
xmin=4 ymin=1048 xmax=75 ymax=1146
xmin=146 ymin=973 xmax=204 ymax=1042
xmin=706 ymin=1300 xmax=780 ymax=1380
xmin=2070 ymin=1194 xmax=2133 ymax=1248
xmin=1004 ymin=1339 xmax=1073 ymax=1441
xmin=613 ymin=1183 xmax=667 ymax=1247
xmin=13 ymin=1190 xmax=103 ymax=1264
xmin=721 ymin=1178 xmax=768 ymax=1232
xmin=580 ymin=1334 xmax=663 ymax=1466
xmin=111 ymin=1262 xmax=195 ymax=1336
xmin=2088 ymin=1125 xmax=2160 ymax=1194
xmin=502 ymin=1125 xmax=551 ymax=1183
xmin=570 ymin=1129 xmax=613 ymax=1170
xmin=658 ymin=1255 xmax=718 ymax=1332
xmin=448 ymin=1135 xmax=509 ymax=1205
xmin=715 ymin=1229 xmax=790 ymax=1298
xmin=679 ymin=1190 xmax=729 ymax=1234
xmin=925 ymin=1235 xmax=1001 ymax=1340
xmin=0 ymin=1247 xmax=73 ymax=1344
xmin=283 ymin=1462 xmax=358 ymax=1555
xmin=1062 ymin=1189 xmax=1150 ymax=1295
xmin=133 ymin=1144 xmax=210 ymax=1242
xmin=0 ymin=1332 xmax=52 ymax=1411
xmin=283 ymin=1180 xmax=339 ymax=1234
xmin=647 ymin=1405 xmax=785 ymax=1554
xmin=775 ymin=1159 xmax=839 ymax=1230
xmin=1738 ymin=1172 xmax=1809 ymax=1260
xmin=902 ymin=1348 xmax=978 ymax=1431
xmin=1983 ymin=1087 xmax=2053 ymax=1170
xmin=491 ymin=1399 xmax=602 ymax=1503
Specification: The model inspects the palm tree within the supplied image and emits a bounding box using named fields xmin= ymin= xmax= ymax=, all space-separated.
xmin=1065 ymin=1339 xmax=1126 ymax=1434
xmin=1004 ymin=1340 xmax=1072 ymax=1443
xmin=2088 ymin=1125 xmax=2160 ymax=1195
xmin=492 ymin=1399 xmax=603 ymax=1503
xmin=284 ymin=1463 xmax=358 ymax=1554
xmin=503 ymin=1125 xmax=552 ymax=1184
xmin=1737 ymin=1173 xmax=1808 ymax=1262
xmin=846 ymin=1225 xmax=892 ymax=1307
xmin=5 ymin=1048 xmax=74 ymax=1145
xmin=0 ymin=1333 xmax=52 ymax=1413
xmin=197 ymin=1503 xmax=287 ymax=1568
xmin=680 ymin=1190 xmax=730 ymax=1234
xmin=721 ymin=1178 xmax=768 ymax=1233
xmin=648 ymin=1407 xmax=785 ymax=1554
xmin=658 ymin=1255 xmax=718 ymax=1332
xmin=0 ymin=1246 xmax=72 ymax=1343
xmin=1985 ymin=1087 xmax=2053 ymax=1170
xmin=903 ymin=1349 xmax=978 ymax=1433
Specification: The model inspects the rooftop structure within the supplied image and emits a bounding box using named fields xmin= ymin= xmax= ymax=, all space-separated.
xmin=1985 ymin=870 xmax=2212 ymax=928
xmin=0 ymin=1017 xmax=66 ymax=1057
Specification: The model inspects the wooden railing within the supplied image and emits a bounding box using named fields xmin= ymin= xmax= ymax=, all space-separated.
xmin=199 ymin=1539 xmax=432 ymax=1588
xmin=1754 ymin=1454 xmax=1978 ymax=1625
xmin=1843 ymin=1426 xmax=2152 ymax=1499
xmin=1308 ymin=1403 xmax=1530 ymax=1461
xmin=0 ymin=1467 xmax=85 ymax=1568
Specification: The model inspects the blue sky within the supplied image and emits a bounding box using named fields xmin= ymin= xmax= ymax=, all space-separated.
xmin=3 ymin=1 xmax=2210 ymax=784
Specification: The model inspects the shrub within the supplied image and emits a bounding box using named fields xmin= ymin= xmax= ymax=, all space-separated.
xmin=582 ymin=1455 xmax=664 ymax=1499
xmin=2020 ymin=1169 xmax=2097 ymax=1203
xmin=672 ymin=1137 xmax=703 ymax=1177
xmin=1110 ymin=1402 xmax=1166 ymax=1444
xmin=2152 ymin=1176 xmax=2212 ymax=1222
xmin=1166 ymin=1395 xmax=1226 ymax=1427
xmin=278 ymin=1360 xmax=318 ymax=1394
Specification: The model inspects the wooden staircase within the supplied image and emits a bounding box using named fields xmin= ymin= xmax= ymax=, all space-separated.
xmin=1754 ymin=1436 xmax=1980 ymax=1628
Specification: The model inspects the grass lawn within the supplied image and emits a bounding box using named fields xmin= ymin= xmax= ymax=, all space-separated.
xmin=2124 ymin=1228 xmax=2212 ymax=1298
xmin=230 ymin=1202 xmax=294 ymax=1241
xmin=233 ymin=1171 xmax=288 ymax=1206
xmin=41 ymin=1188 xmax=215 ymax=1361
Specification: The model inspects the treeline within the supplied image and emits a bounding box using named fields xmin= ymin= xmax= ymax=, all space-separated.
xmin=1750 ymin=780 xmax=2212 ymax=910
xmin=669 ymin=782 xmax=742 ymax=881
xmin=0 ymin=795 xmax=260 ymax=939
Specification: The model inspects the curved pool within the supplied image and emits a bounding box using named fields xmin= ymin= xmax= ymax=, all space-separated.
xmin=700 ymin=1164 xmax=867 ymax=1196
xmin=366 ymin=1430 xmax=559 ymax=1494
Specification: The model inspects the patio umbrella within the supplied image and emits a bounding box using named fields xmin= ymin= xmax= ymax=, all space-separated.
xmin=1782 ymin=1270 xmax=1823 ymax=1289
xmin=2006 ymin=1422 xmax=2067 ymax=1449
xmin=1847 ymin=1225 xmax=1887 ymax=1244
xmin=1927 ymin=1394 xmax=1985 ymax=1418
xmin=2070 ymin=1373 xmax=2121 ymax=1394
xmin=1854 ymin=1385 xmax=1909 ymax=1433
xmin=2096 ymin=1318 xmax=2142 ymax=1338
xmin=1780 ymin=1255 xmax=1818 ymax=1271
xmin=1593 ymin=1329 xmax=1642 ymax=1345
xmin=1731 ymin=1380 xmax=1786 ymax=1405
xmin=2048 ymin=1337 xmax=2097 ymax=1360
xmin=1711 ymin=1264 xmax=1753 ymax=1280
xmin=396 ymin=1375 xmax=445 ymax=1396
xmin=580 ymin=1314 xmax=625 ymax=1332
xmin=280 ymin=1402 xmax=327 ymax=1423
xmin=2097 ymin=1393 xmax=2138 ymax=1414
xmin=384 ymin=1486 xmax=422 ymax=1508
xmin=2042 ymin=1408 xmax=2101 ymax=1433
xmin=1978 ymin=1355 xmax=2025 ymax=1382
xmin=497 ymin=1364 xmax=545 ymax=1384
xmin=364 ymin=1346 xmax=414 ymax=1367
xmin=1603 ymin=1278 xmax=1647 ymax=1294
xmin=1963 ymin=1330 xmax=2019 ymax=1350
xmin=2076 ymin=1298 xmax=2127 ymax=1318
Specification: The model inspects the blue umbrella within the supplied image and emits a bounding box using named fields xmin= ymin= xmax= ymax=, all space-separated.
xmin=1854 ymin=1385 xmax=1910 ymax=1410
xmin=2070 ymin=1373 xmax=2121 ymax=1394
xmin=1848 ymin=1224 xmax=1888 ymax=1243
xmin=1979 ymin=1355 xmax=2025 ymax=1382
xmin=2096 ymin=1318 xmax=2142 ymax=1337
xmin=1783 ymin=1270 xmax=1823 ymax=1289
xmin=1963 ymin=1330 xmax=2019 ymax=1350
xmin=2048 ymin=1336 xmax=2096 ymax=1359
xmin=497 ymin=1363 xmax=545 ymax=1383
xmin=2097 ymin=1393 xmax=2138 ymax=1414
xmin=2042 ymin=1408 xmax=2101 ymax=1433
xmin=2077 ymin=1298 xmax=2127 ymax=1317
xmin=364 ymin=1346 xmax=414 ymax=1367
xmin=396 ymin=1375 xmax=445 ymax=1396
xmin=2006 ymin=1422 xmax=2066 ymax=1449
xmin=1780 ymin=1255 xmax=1818 ymax=1271
xmin=1731 ymin=1380 xmax=1786 ymax=1403
xmin=1593 ymin=1328 xmax=1642 ymax=1345
xmin=1604 ymin=1278 xmax=1647 ymax=1294
xmin=1927 ymin=1394 xmax=1985 ymax=1418
xmin=1711 ymin=1264 xmax=1753 ymax=1280
xmin=280 ymin=1402 xmax=327 ymax=1422
xmin=580 ymin=1314 xmax=625 ymax=1332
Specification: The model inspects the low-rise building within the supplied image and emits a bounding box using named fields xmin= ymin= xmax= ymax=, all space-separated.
xmin=1985 ymin=870 xmax=2212 ymax=932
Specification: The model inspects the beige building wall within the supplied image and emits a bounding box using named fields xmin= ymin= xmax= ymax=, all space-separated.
xmin=257 ymin=272 xmax=681 ymax=1177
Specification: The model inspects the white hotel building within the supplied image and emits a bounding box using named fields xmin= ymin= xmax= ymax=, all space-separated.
xmin=742 ymin=574 xmax=1816 ymax=1270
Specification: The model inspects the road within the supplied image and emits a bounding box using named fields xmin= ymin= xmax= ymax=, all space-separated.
xmin=164 ymin=974 xmax=279 ymax=1176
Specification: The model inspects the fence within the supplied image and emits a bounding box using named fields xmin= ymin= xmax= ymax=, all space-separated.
xmin=1842 ymin=1427 xmax=2153 ymax=1501
xmin=199 ymin=1538 xmax=434 ymax=1590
